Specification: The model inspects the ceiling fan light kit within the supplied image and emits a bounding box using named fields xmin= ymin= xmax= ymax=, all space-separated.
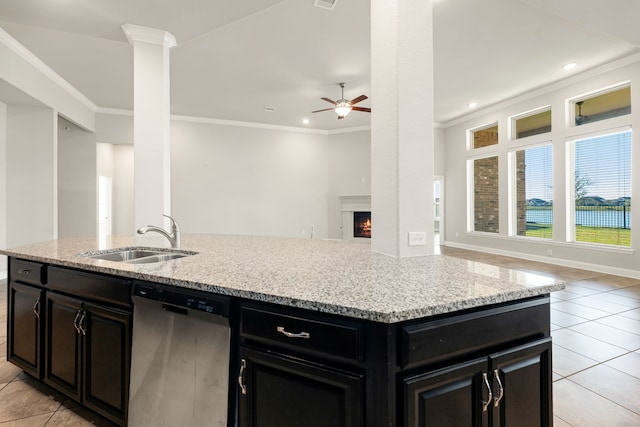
xmin=312 ymin=82 xmax=371 ymax=120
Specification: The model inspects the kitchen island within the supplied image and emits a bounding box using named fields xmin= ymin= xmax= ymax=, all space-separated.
xmin=3 ymin=234 xmax=564 ymax=426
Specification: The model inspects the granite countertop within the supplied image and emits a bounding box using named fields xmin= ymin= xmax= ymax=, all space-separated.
xmin=0 ymin=234 xmax=564 ymax=323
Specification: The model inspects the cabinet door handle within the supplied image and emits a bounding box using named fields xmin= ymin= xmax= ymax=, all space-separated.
xmin=79 ymin=310 xmax=87 ymax=336
xmin=493 ymin=369 xmax=504 ymax=408
xmin=33 ymin=298 xmax=40 ymax=319
xmin=482 ymin=372 xmax=493 ymax=412
xmin=73 ymin=309 xmax=82 ymax=334
xmin=238 ymin=359 xmax=247 ymax=395
xmin=276 ymin=326 xmax=310 ymax=339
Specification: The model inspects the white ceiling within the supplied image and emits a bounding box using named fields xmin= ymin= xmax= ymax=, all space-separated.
xmin=0 ymin=0 xmax=638 ymax=130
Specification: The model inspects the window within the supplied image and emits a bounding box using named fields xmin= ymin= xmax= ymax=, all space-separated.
xmin=512 ymin=108 xmax=551 ymax=139
xmin=473 ymin=156 xmax=499 ymax=233
xmin=573 ymin=85 xmax=631 ymax=126
xmin=471 ymin=123 xmax=498 ymax=149
xmin=568 ymin=130 xmax=632 ymax=246
xmin=512 ymin=145 xmax=553 ymax=238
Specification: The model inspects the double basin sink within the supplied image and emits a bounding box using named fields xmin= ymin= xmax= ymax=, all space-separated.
xmin=81 ymin=248 xmax=197 ymax=264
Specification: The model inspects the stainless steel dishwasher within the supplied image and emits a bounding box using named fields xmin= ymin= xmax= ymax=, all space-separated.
xmin=128 ymin=281 xmax=231 ymax=427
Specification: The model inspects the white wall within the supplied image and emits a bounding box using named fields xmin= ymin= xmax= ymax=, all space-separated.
xmin=58 ymin=117 xmax=97 ymax=237
xmin=327 ymin=130 xmax=372 ymax=239
xmin=443 ymin=60 xmax=640 ymax=276
xmin=112 ymin=144 xmax=134 ymax=235
xmin=0 ymin=101 xmax=7 ymax=276
xmin=171 ymin=119 xmax=329 ymax=239
xmin=6 ymin=105 xmax=56 ymax=247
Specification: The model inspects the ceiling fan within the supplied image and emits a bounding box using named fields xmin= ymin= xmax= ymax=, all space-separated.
xmin=312 ymin=83 xmax=371 ymax=119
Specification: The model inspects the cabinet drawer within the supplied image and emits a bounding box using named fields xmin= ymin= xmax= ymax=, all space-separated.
xmin=241 ymin=305 xmax=363 ymax=362
xmin=399 ymin=297 xmax=550 ymax=369
xmin=10 ymin=258 xmax=45 ymax=286
xmin=48 ymin=266 xmax=133 ymax=309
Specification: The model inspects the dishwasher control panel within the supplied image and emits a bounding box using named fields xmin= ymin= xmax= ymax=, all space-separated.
xmin=133 ymin=281 xmax=229 ymax=317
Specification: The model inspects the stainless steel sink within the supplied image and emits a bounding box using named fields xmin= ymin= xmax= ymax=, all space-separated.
xmin=127 ymin=253 xmax=189 ymax=264
xmin=81 ymin=247 xmax=197 ymax=264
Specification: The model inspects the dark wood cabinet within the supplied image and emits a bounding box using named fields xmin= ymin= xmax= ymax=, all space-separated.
xmin=238 ymin=346 xmax=363 ymax=427
xmin=403 ymin=338 xmax=552 ymax=427
xmin=7 ymin=281 xmax=45 ymax=378
xmin=44 ymin=291 xmax=132 ymax=425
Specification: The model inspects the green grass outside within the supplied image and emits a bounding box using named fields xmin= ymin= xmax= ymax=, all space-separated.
xmin=524 ymin=223 xmax=631 ymax=246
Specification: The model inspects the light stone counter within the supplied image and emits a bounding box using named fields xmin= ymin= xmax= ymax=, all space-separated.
xmin=1 ymin=234 xmax=564 ymax=323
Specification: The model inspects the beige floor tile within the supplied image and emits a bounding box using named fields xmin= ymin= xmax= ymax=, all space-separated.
xmin=610 ymin=285 xmax=640 ymax=300
xmin=0 ymin=413 xmax=52 ymax=427
xmin=561 ymin=284 xmax=602 ymax=297
xmin=553 ymin=415 xmax=574 ymax=427
xmin=596 ymin=315 xmax=640 ymax=336
xmin=0 ymin=359 xmax=22 ymax=384
xmin=551 ymin=309 xmax=589 ymax=327
xmin=552 ymin=344 xmax=598 ymax=378
xmin=45 ymin=407 xmax=118 ymax=427
xmin=621 ymin=308 xmax=640 ymax=320
xmin=551 ymin=329 xmax=627 ymax=362
xmin=572 ymin=276 xmax=639 ymax=291
xmin=0 ymin=377 xmax=64 ymax=423
xmin=554 ymin=379 xmax=640 ymax=426
xmin=570 ymin=364 xmax=640 ymax=415
xmin=595 ymin=292 xmax=640 ymax=308
xmin=605 ymin=352 xmax=640 ymax=380
xmin=549 ymin=269 xmax=604 ymax=282
xmin=569 ymin=322 xmax=640 ymax=351
xmin=570 ymin=295 xmax=635 ymax=314
xmin=552 ymin=290 xmax=582 ymax=301
xmin=551 ymin=301 xmax=610 ymax=320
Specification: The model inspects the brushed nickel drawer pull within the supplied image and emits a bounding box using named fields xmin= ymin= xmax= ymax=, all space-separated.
xmin=238 ymin=359 xmax=247 ymax=395
xmin=33 ymin=298 xmax=40 ymax=319
xmin=482 ymin=372 xmax=493 ymax=412
xmin=493 ymin=369 xmax=504 ymax=407
xmin=18 ymin=269 xmax=30 ymax=275
xmin=276 ymin=326 xmax=310 ymax=339
xmin=73 ymin=309 xmax=82 ymax=334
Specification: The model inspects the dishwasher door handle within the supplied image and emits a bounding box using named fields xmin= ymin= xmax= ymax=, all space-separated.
xmin=161 ymin=303 xmax=189 ymax=315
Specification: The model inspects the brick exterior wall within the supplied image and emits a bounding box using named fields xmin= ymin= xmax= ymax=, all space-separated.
xmin=474 ymin=156 xmax=499 ymax=233
xmin=473 ymin=126 xmax=499 ymax=149
xmin=515 ymin=150 xmax=527 ymax=235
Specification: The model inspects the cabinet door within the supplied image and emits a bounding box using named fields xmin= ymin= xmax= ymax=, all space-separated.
xmin=8 ymin=282 xmax=44 ymax=377
xmin=238 ymin=347 xmax=363 ymax=427
xmin=82 ymin=302 xmax=131 ymax=425
xmin=403 ymin=357 xmax=489 ymax=427
xmin=489 ymin=338 xmax=552 ymax=427
xmin=44 ymin=292 xmax=83 ymax=401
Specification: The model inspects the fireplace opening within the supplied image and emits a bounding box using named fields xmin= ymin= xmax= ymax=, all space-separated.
xmin=354 ymin=211 xmax=372 ymax=238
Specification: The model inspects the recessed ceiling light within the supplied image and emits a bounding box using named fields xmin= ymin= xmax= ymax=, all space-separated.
xmin=468 ymin=102 xmax=477 ymax=108
xmin=563 ymin=62 xmax=577 ymax=71
xmin=302 ymin=118 xmax=309 ymax=124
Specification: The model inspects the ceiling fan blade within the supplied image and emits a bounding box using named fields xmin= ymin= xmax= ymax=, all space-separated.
xmin=352 ymin=106 xmax=371 ymax=113
xmin=321 ymin=97 xmax=337 ymax=105
xmin=312 ymin=108 xmax=335 ymax=113
xmin=349 ymin=95 xmax=368 ymax=105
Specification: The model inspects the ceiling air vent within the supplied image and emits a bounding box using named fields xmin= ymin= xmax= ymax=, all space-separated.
xmin=264 ymin=106 xmax=276 ymax=113
xmin=313 ymin=0 xmax=338 ymax=11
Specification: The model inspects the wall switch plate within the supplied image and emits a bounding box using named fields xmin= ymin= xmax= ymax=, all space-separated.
xmin=408 ymin=231 xmax=427 ymax=246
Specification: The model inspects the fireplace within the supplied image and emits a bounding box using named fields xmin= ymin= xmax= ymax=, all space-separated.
xmin=353 ymin=212 xmax=371 ymax=238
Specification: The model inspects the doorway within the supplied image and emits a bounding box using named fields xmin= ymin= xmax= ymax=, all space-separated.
xmin=98 ymin=175 xmax=112 ymax=237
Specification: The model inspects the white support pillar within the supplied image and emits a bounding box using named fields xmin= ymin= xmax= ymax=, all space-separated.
xmin=371 ymin=0 xmax=435 ymax=257
xmin=122 ymin=24 xmax=176 ymax=231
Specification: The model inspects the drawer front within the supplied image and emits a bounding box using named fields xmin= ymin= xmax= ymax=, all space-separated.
xmin=48 ymin=266 xmax=133 ymax=309
xmin=399 ymin=297 xmax=550 ymax=369
xmin=10 ymin=258 xmax=45 ymax=286
xmin=241 ymin=305 xmax=363 ymax=362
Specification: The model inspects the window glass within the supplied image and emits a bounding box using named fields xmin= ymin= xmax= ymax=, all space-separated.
xmin=472 ymin=124 xmax=498 ymax=149
xmin=514 ymin=145 xmax=553 ymax=238
xmin=514 ymin=109 xmax=551 ymax=139
xmin=473 ymin=156 xmax=499 ymax=233
xmin=574 ymin=86 xmax=631 ymax=126
xmin=570 ymin=130 xmax=632 ymax=246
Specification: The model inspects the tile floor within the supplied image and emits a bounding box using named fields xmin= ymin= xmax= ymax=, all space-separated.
xmin=1 ymin=247 xmax=640 ymax=426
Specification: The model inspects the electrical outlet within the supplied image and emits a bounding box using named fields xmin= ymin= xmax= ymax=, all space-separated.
xmin=408 ymin=231 xmax=427 ymax=246
xmin=547 ymin=249 xmax=552 ymax=256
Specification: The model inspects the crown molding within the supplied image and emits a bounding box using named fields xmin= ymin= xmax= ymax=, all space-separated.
xmin=121 ymin=24 xmax=177 ymax=48
xmin=0 ymin=26 xmax=97 ymax=112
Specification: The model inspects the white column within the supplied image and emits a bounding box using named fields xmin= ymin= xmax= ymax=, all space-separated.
xmin=122 ymin=24 xmax=176 ymax=231
xmin=371 ymin=0 xmax=435 ymax=257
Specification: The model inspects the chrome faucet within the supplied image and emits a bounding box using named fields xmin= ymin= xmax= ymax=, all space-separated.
xmin=137 ymin=214 xmax=181 ymax=248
